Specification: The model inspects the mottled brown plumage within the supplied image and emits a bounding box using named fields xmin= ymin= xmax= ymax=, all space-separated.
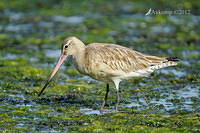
xmin=72 ymin=42 xmax=177 ymax=82
xmin=39 ymin=36 xmax=178 ymax=113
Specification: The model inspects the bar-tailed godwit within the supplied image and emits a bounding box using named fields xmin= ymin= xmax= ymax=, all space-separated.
xmin=38 ymin=37 xmax=178 ymax=113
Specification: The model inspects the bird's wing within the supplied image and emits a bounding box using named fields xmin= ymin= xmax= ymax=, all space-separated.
xmin=86 ymin=43 xmax=167 ymax=73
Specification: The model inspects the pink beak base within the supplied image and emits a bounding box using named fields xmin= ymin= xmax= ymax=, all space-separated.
xmin=38 ymin=55 xmax=67 ymax=96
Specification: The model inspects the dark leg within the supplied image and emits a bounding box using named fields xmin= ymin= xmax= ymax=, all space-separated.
xmin=115 ymin=89 xmax=120 ymax=112
xmin=100 ymin=83 xmax=110 ymax=114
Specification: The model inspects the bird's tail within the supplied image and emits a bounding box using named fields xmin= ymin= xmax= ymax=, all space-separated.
xmin=166 ymin=56 xmax=179 ymax=62
xmin=150 ymin=56 xmax=179 ymax=71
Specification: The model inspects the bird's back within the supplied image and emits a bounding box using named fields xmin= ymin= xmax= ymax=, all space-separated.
xmin=82 ymin=43 xmax=178 ymax=81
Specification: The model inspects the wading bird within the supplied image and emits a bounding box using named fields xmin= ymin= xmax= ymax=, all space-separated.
xmin=38 ymin=37 xmax=178 ymax=113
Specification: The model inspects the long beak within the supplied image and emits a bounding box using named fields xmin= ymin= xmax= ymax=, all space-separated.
xmin=38 ymin=55 xmax=67 ymax=96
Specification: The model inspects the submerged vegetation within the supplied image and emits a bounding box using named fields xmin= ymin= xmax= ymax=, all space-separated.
xmin=0 ymin=0 xmax=200 ymax=132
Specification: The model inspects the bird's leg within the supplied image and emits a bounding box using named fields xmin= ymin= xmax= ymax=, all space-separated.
xmin=100 ymin=83 xmax=110 ymax=114
xmin=113 ymin=80 xmax=120 ymax=113
xmin=115 ymin=89 xmax=120 ymax=112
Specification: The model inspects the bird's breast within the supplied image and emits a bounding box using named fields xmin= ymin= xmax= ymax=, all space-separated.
xmin=73 ymin=57 xmax=112 ymax=82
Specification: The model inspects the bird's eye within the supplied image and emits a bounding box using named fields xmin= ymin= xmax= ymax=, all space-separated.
xmin=65 ymin=45 xmax=68 ymax=49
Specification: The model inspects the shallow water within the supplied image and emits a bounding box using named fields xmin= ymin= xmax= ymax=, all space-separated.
xmin=80 ymin=108 xmax=116 ymax=115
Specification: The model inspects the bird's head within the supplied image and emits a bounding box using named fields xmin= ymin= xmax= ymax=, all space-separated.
xmin=38 ymin=36 xmax=84 ymax=96
xmin=61 ymin=36 xmax=84 ymax=56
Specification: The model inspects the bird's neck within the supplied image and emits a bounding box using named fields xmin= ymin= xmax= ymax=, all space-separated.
xmin=72 ymin=45 xmax=86 ymax=73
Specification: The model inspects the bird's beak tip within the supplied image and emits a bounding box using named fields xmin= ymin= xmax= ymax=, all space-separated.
xmin=38 ymin=55 xmax=67 ymax=96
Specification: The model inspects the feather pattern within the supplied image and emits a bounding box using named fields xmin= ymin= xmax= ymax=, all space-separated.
xmin=74 ymin=43 xmax=178 ymax=82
